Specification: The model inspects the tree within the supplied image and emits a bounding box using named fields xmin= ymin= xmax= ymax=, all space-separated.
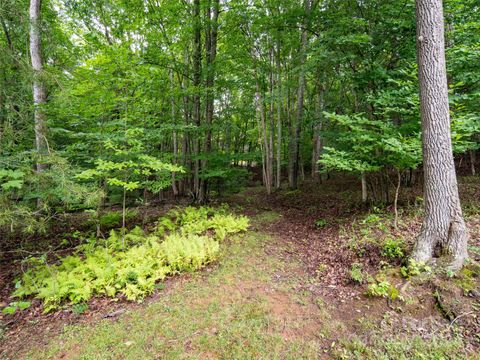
xmin=192 ymin=0 xmax=202 ymax=202
xmin=289 ymin=0 xmax=311 ymax=189
xmin=203 ymin=0 xmax=220 ymax=197
xmin=30 ymin=0 xmax=48 ymax=173
xmin=412 ymin=0 xmax=468 ymax=270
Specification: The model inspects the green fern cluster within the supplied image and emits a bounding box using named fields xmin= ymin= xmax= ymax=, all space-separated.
xmin=158 ymin=205 xmax=249 ymax=241
xmin=11 ymin=207 xmax=248 ymax=313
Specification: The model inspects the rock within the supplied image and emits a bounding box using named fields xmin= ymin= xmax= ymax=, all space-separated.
xmin=103 ymin=309 xmax=126 ymax=318
xmin=468 ymin=289 xmax=480 ymax=299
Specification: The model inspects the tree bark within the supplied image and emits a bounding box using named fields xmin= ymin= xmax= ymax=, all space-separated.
xmin=413 ymin=0 xmax=468 ymax=270
xmin=275 ymin=38 xmax=282 ymax=189
xmin=290 ymin=0 xmax=311 ymax=189
xmin=252 ymin=52 xmax=272 ymax=194
xmin=170 ymin=70 xmax=179 ymax=196
xmin=361 ymin=172 xmax=367 ymax=204
xmin=192 ymin=0 xmax=203 ymax=202
xmin=268 ymin=46 xmax=275 ymax=192
xmin=469 ymin=150 xmax=476 ymax=176
xmin=393 ymin=169 xmax=401 ymax=229
xmin=312 ymin=80 xmax=324 ymax=182
xmin=202 ymin=0 xmax=220 ymax=199
xmin=30 ymin=0 xmax=48 ymax=172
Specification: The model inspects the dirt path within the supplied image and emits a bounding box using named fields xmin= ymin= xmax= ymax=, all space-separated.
xmin=1 ymin=212 xmax=331 ymax=359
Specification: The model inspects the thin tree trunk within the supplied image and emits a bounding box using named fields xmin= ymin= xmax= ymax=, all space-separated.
xmin=253 ymin=53 xmax=272 ymax=194
xmin=1 ymin=17 xmax=13 ymax=51
xmin=312 ymin=80 xmax=324 ymax=182
xmin=30 ymin=0 xmax=48 ymax=173
xmin=180 ymin=53 xmax=191 ymax=196
xmin=287 ymin=76 xmax=294 ymax=187
xmin=0 ymin=17 xmax=10 ymax=147
xmin=268 ymin=47 xmax=275 ymax=192
xmin=469 ymin=150 xmax=476 ymax=176
xmin=170 ymin=70 xmax=179 ymax=196
xmin=121 ymin=187 xmax=126 ymax=247
xmin=0 ymin=67 xmax=4 ymax=147
xmin=291 ymin=0 xmax=310 ymax=189
xmin=275 ymin=38 xmax=282 ymax=189
xmin=361 ymin=172 xmax=368 ymax=204
xmin=393 ymin=169 xmax=401 ymax=229
xmin=192 ymin=0 xmax=202 ymax=202
xmin=413 ymin=0 xmax=468 ymax=270
xmin=201 ymin=0 xmax=220 ymax=200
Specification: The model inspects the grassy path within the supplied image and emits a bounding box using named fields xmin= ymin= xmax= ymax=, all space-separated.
xmin=21 ymin=215 xmax=328 ymax=359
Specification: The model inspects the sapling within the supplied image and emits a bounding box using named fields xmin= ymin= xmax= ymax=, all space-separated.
xmin=77 ymin=128 xmax=183 ymax=245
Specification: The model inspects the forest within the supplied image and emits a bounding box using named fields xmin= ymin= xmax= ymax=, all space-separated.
xmin=0 ymin=0 xmax=479 ymax=358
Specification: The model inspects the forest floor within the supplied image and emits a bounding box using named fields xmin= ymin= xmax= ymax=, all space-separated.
xmin=1 ymin=176 xmax=480 ymax=359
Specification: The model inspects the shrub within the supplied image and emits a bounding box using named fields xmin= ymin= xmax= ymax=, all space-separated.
xmin=349 ymin=263 xmax=364 ymax=284
xmin=367 ymin=274 xmax=400 ymax=300
xmin=381 ymin=237 xmax=405 ymax=259
xmin=314 ymin=218 xmax=327 ymax=228
xmin=400 ymin=259 xmax=432 ymax=279
xmin=160 ymin=205 xmax=249 ymax=241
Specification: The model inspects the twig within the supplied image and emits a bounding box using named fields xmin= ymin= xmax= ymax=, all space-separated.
xmin=448 ymin=311 xmax=474 ymax=329
xmin=431 ymin=310 xmax=475 ymax=336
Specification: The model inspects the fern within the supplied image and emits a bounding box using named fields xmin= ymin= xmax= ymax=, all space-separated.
xmin=9 ymin=206 xmax=249 ymax=313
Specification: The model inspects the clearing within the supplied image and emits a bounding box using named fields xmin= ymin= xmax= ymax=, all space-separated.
xmin=1 ymin=178 xmax=479 ymax=359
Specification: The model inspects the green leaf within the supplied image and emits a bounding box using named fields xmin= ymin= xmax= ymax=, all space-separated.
xmin=1 ymin=180 xmax=24 ymax=190
xmin=2 ymin=306 xmax=17 ymax=315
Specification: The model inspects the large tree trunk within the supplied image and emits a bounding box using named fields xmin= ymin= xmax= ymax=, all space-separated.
xmin=30 ymin=0 xmax=48 ymax=172
xmin=413 ymin=0 xmax=468 ymax=270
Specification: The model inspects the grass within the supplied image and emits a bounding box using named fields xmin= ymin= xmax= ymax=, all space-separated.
xmin=26 ymin=226 xmax=321 ymax=360
xmin=337 ymin=334 xmax=467 ymax=360
xmin=251 ymin=210 xmax=282 ymax=225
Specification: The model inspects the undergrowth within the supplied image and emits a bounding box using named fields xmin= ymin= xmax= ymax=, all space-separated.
xmin=9 ymin=206 xmax=249 ymax=313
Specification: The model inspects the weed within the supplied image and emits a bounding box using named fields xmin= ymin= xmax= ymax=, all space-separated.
xmin=381 ymin=237 xmax=405 ymax=259
xmin=95 ymin=209 xmax=139 ymax=229
xmin=314 ymin=218 xmax=327 ymax=228
xmin=349 ymin=263 xmax=364 ymax=284
xmin=454 ymin=266 xmax=479 ymax=295
xmin=400 ymin=259 xmax=432 ymax=279
xmin=315 ymin=263 xmax=328 ymax=277
xmin=254 ymin=211 xmax=281 ymax=224
xmin=72 ymin=303 xmax=89 ymax=315
xmin=367 ymin=274 xmax=400 ymax=300
xmin=1 ymin=301 xmax=31 ymax=315
xmin=362 ymin=213 xmax=382 ymax=224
